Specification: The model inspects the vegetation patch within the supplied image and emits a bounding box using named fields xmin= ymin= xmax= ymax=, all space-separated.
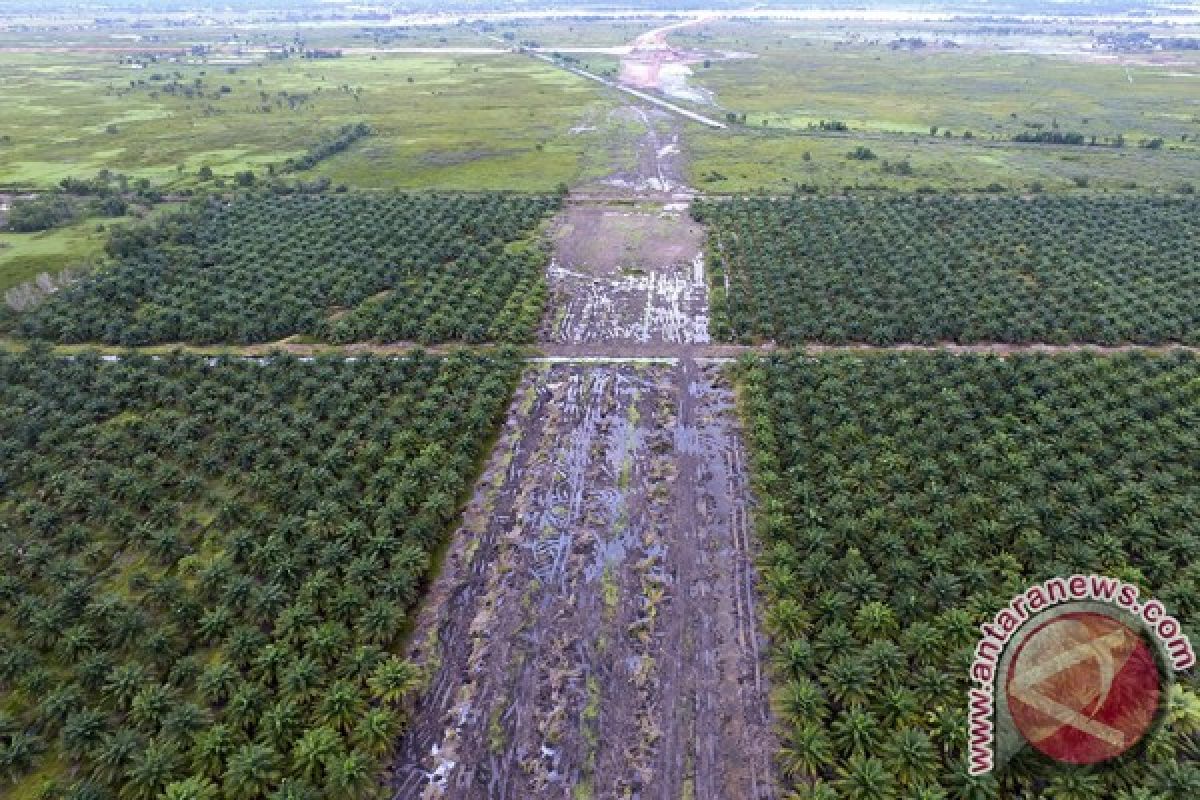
xmin=740 ymin=351 xmax=1200 ymax=798
xmin=0 ymin=347 xmax=522 ymax=798
xmin=17 ymin=191 xmax=559 ymax=345
xmin=696 ymin=194 xmax=1200 ymax=345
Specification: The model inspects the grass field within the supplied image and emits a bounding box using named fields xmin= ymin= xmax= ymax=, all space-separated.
xmin=684 ymin=35 xmax=1200 ymax=143
xmin=0 ymin=51 xmax=624 ymax=191
xmin=0 ymin=218 xmax=109 ymax=292
xmin=672 ymin=23 xmax=1200 ymax=191
xmin=687 ymin=127 xmax=1200 ymax=192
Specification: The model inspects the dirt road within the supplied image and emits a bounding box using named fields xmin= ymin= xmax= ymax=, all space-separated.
xmin=391 ymin=359 xmax=773 ymax=800
xmin=391 ymin=49 xmax=774 ymax=792
xmin=544 ymin=200 xmax=709 ymax=345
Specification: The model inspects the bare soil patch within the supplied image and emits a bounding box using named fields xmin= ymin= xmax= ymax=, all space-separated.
xmin=391 ymin=362 xmax=773 ymax=800
xmin=586 ymin=106 xmax=693 ymax=197
xmin=544 ymin=202 xmax=709 ymax=345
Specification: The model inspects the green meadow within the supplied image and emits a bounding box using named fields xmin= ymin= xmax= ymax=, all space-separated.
xmin=688 ymin=127 xmax=1200 ymax=192
xmin=0 ymin=217 xmax=111 ymax=292
xmin=674 ymin=26 xmax=1200 ymax=192
xmin=0 ymin=51 xmax=624 ymax=191
xmin=679 ymin=26 xmax=1200 ymax=145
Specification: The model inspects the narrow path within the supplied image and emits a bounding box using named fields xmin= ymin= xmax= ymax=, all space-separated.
xmin=10 ymin=339 xmax=1197 ymax=360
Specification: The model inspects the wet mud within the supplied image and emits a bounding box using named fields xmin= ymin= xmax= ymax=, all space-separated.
xmin=545 ymin=202 xmax=709 ymax=346
xmin=391 ymin=363 xmax=773 ymax=800
xmin=586 ymin=106 xmax=693 ymax=197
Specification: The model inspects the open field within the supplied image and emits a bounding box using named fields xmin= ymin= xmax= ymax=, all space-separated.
xmin=688 ymin=126 xmax=1200 ymax=192
xmin=663 ymin=20 xmax=1200 ymax=191
xmin=0 ymin=348 xmax=522 ymax=797
xmin=0 ymin=51 xmax=623 ymax=191
xmin=681 ymin=32 xmax=1200 ymax=144
xmin=697 ymin=194 xmax=1200 ymax=345
xmin=741 ymin=350 xmax=1200 ymax=797
xmin=0 ymin=217 xmax=110 ymax=292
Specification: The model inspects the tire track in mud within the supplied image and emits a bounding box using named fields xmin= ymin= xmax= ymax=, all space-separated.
xmin=390 ymin=370 xmax=555 ymax=798
xmin=659 ymin=360 xmax=774 ymax=800
xmin=545 ymin=199 xmax=710 ymax=347
xmin=391 ymin=361 xmax=774 ymax=800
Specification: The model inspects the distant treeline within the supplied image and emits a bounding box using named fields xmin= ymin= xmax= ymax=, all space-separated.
xmin=1011 ymin=131 xmax=1135 ymax=148
xmin=1099 ymin=32 xmax=1200 ymax=52
xmin=4 ymin=171 xmax=162 ymax=233
xmin=1013 ymin=131 xmax=1087 ymax=145
xmin=280 ymin=122 xmax=371 ymax=173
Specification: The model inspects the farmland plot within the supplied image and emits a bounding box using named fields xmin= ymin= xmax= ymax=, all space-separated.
xmin=0 ymin=350 xmax=523 ymax=796
xmin=17 ymin=192 xmax=557 ymax=346
xmin=742 ymin=351 xmax=1200 ymax=798
xmin=697 ymin=194 xmax=1200 ymax=346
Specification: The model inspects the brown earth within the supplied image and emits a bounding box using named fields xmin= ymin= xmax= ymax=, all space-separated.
xmin=390 ymin=362 xmax=774 ymax=800
xmin=543 ymin=201 xmax=710 ymax=346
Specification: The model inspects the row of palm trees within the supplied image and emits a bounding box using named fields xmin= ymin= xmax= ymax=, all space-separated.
xmin=738 ymin=351 xmax=1200 ymax=799
xmin=16 ymin=191 xmax=559 ymax=345
xmin=695 ymin=194 xmax=1200 ymax=345
xmin=0 ymin=348 xmax=522 ymax=799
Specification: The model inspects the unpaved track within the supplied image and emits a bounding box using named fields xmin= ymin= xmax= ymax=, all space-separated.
xmin=545 ymin=201 xmax=709 ymax=345
xmin=393 ymin=71 xmax=774 ymax=795
xmin=391 ymin=361 xmax=773 ymax=800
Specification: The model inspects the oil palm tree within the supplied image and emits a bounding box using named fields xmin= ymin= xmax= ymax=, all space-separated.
xmin=222 ymin=743 xmax=281 ymax=800
xmin=834 ymin=755 xmax=896 ymax=800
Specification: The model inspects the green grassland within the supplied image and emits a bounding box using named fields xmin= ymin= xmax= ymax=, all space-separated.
xmin=0 ymin=218 xmax=109 ymax=292
xmin=0 ymin=51 xmax=624 ymax=191
xmin=672 ymin=23 xmax=1200 ymax=191
xmin=687 ymin=127 xmax=1200 ymax=192
xmin=486 ymin=19 xmax=652 ymax=48
xmin=689 ymin=37 xmax=1200 ymax=143
xmin=0 ymin=203 xmax=181 ymax=294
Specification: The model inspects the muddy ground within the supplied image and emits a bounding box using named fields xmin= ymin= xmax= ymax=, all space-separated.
xmin=391 ymin=362 xmax=773 ymax=800
xmin=544 ymin=201 xmax=710 ymax=346
xmin=581 ymin=106 xmax=693 ymax=198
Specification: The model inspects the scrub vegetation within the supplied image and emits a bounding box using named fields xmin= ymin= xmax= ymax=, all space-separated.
xmin=0 ymin=52 xmax=621 ymax=192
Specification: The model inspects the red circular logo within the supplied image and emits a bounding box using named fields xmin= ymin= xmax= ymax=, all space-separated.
xmin=1005 ymin=611 xmax=1162 ymax=765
